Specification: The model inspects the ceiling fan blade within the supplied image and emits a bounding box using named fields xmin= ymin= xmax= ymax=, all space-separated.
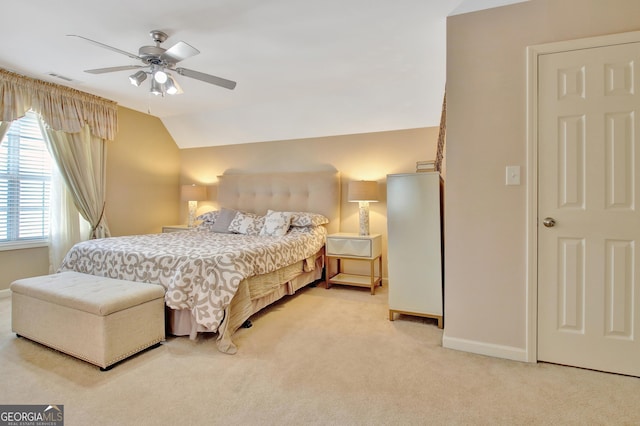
xmin=67 ymin=34 xmax=141 ymax=60
xmin=161 ymin=41 xmax=200 ymax=64
xmin=85 ymin=65 xmax=146 ymax=74
xmin=175 ymin=67 xmax=237 ymax=90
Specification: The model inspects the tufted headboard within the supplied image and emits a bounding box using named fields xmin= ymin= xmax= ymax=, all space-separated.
xmin=217 ymin=171 xmax=341 ymax=234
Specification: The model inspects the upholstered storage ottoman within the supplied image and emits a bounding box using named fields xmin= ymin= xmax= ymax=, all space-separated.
xmin=10 ymin=271 xmax=166 ymax=370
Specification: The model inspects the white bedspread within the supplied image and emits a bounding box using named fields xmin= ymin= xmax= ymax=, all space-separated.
xmin=58 ymin=226 xmax=326 ymax=332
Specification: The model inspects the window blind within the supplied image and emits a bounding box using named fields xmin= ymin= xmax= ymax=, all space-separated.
xmin=0 ymin=111 xmax=52 ymax=243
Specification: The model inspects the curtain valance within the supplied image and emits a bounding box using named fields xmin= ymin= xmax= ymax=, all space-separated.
xmin=0 ymin=68 xmax=118 ymax=141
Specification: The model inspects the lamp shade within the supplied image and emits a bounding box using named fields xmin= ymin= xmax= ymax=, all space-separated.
xmin=181 ymin=184 xmax=207 ymax=201
xmin=348 ymin=180 xmax=379 ymax=202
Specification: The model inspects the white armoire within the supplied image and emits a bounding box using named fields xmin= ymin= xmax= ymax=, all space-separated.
xmin=386 ymin=172 xmax=443 ymax=328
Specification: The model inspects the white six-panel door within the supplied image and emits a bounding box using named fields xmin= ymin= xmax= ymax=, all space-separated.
xmin=537 ymin=42 xmax=640 ymax=376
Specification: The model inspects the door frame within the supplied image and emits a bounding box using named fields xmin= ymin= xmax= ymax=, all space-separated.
xmin=525 ymin=30 xmax=640 ymax=363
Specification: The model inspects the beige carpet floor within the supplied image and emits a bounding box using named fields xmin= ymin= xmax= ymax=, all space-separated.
xmin=1 ymin=283 xmax=639 ymax=425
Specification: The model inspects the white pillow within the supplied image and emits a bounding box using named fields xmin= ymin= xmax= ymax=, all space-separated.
xmin=229 ymin=211 xmax=265 ymax=235
xmin=259 ymin=210 xmax=293 ymax=237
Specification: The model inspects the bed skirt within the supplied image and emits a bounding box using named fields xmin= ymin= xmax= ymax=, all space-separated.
xmin=166 ymin=250 xmax=324 ymax=354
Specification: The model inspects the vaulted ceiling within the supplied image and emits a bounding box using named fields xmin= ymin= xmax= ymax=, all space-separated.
xmin=1 ymin=0 xmax=526 ymax=148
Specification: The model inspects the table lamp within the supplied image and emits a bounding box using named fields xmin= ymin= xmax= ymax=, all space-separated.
xmin=181 ymin=184 xmax=207 ymax=227
xmin=348 ymin=180 xmax=379 ymax=236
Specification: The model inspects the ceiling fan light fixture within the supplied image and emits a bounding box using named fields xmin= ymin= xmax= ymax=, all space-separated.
xmin=165 ymin=75 xmax=178 ymax=95
xmin=150 ymin=78 xmax=163 ymax=96
xmin=153 ymin=68 xmax=168 ymax=84
xmin=129 ymin=70 xmax=147 ymax=86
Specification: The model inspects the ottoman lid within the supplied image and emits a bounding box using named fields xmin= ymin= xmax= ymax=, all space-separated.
xmin=10 ymin=272 xmax=166 ymax=316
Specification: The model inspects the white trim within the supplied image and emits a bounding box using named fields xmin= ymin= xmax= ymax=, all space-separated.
xmin=0 ymin=288 xmax=11 ymax=299
xmin=0 ymin=240 xmax=48 ymax=252
xmin=525 ymin=30 xmax=640 ymax=365
xmin=525 ymin=42 xmax=540 ymax=364
xmin=442 ymin=333 xmax=528 ymax=362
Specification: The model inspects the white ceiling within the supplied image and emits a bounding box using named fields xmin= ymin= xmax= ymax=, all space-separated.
xmin=1 ymin=0 xmax=526 ymax=149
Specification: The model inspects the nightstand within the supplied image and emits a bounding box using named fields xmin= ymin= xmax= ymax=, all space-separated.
xmin=162 ymin=225 xmax=191 ymax=233
xmin=325 ymin=233 xmax=382 ymax=295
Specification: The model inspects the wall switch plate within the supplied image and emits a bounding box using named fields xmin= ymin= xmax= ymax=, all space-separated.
xmin=506 ymin=166 xmax=521 ymax=185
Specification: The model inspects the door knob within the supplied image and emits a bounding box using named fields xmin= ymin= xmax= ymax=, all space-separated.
xmin=543 ymin=217 xmax=556 ymax=228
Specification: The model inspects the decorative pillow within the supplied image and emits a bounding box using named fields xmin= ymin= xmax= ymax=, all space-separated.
xmin=229 ymin=211 xmax=265 ymax=236
xmin=211 ymin=208 xmax=238 ymax=233
xmin=259 ymin=210 xmax=294 ymax=237
xmin=290 ymin=212 xmax=329 ymax=227
xmin=196 ymin=210 xmax=219 ymax=223
xmin=196 ymin=221 xmax=216 ymax=232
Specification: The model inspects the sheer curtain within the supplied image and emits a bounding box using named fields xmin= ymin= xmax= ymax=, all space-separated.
xmin=47 ymin=161 xmax=86 ymax=272
xmin=0 ymin=68 xmax=117 ymax=271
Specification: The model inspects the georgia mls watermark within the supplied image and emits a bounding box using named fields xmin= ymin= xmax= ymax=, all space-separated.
xmin=0 ymin=405 xmax=63 ymax=426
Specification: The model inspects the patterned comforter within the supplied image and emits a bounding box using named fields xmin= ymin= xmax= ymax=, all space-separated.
xmin=58 ymin=226 xmax=326 ymax=332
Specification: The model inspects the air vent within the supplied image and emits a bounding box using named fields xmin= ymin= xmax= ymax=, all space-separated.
xmin=45 ymin=72 xmax=75 ymax=82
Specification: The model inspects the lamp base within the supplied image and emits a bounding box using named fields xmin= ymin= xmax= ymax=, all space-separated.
xmin=358 ymin=202 xmax=370 ymax=236
xmin=187 ymin=201 xmax=197 ymax=228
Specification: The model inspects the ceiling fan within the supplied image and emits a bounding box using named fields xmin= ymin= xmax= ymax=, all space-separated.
xmin=67 ymin=30 xmax=237 ymax=96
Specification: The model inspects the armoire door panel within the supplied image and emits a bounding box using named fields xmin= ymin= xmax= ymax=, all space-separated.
xmin=387 ymin=172 xmax=443 ymax=325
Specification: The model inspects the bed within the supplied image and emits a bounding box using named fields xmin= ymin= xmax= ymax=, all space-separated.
xmin=58 ymin=171 xmax=341 ymax=354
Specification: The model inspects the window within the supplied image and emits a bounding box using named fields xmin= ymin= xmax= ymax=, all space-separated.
xmin=0 ymin=111 xmax=52 ymax=247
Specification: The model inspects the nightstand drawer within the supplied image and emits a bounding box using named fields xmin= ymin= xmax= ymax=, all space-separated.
xmin=327 ymin=237 xmax=373 ymax=257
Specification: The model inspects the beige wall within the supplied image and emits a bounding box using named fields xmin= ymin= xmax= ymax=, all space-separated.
xmin=180 ymin=127 xmax=440 ymax=278
xmin=445 ymin=0 xmax=640 ymax=357
xmin=0 ymin=107 xmax=180 ymax=291
xmin=0 ymin=247 xmax=49 ymax=292
xmin=106 ymin=107 xmax=181 ymax=236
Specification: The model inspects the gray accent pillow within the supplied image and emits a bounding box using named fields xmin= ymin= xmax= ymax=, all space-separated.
xmin=211 ymin=208 xmax=238 ymax=233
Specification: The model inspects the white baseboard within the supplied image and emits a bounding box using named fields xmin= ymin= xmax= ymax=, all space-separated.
xmin=442 ymin=333 xmax=529 ymax=363
xmin=0 ymin=288 xmax=10 ymax=299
